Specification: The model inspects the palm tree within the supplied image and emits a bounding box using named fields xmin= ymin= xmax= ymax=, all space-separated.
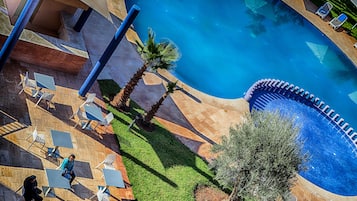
xmin=110 ymin=29 xmax=180 ymax=110
xmin=142 ymin=81 xmax=178 ymax=125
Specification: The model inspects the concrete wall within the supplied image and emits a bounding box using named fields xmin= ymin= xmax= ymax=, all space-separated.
xmin=1 ymin=0 xmax=88 ymax=74
xmin=4 ymin=0 xmax=77 ymax=37
xmin=0 ymin=36 xmax=87 ymax=74
xmin=30 ymin=0 xmax=76 ymax=35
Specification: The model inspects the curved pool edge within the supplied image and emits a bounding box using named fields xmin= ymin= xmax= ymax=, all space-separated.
xmin=157 ymin=69 xmax=249 ymax=112
xmin=294 ymin=175 xmax=357 ymax=201
xmin=120 ymin=0 xmax=357 ymax=200
xmin=155 ymin=69 xmax=357 ymax=200
xmin=247 ymin=78 xmax=357 ymax=196
xmin=282 ymin=0 xmax=357 ymax=68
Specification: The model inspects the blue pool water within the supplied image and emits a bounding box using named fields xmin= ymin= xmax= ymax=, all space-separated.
xmin=125 ymin=0 xmax=357 ymax=195
xmin=264 ymin=98 xmax=357 ymax=196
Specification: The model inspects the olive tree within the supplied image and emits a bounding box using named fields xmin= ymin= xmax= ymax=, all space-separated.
xmin=210 ymin=110 xmax=308 ymax=201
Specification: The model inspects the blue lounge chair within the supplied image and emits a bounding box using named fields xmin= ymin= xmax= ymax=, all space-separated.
xmin=315 ymin=2 xmax=333 ymax=19
xmin=329 ymin=13 xmax=348 ymax=30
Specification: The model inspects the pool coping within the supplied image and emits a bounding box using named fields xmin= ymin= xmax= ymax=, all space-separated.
xmin=112 ymin=0 xmax=357 ymax=200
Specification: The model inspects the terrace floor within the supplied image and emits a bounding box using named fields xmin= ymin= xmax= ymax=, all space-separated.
xmin=1 ymin=0 xmax=357 ymax=201
xmin=0 ymin=60 xmax=134 ymax=201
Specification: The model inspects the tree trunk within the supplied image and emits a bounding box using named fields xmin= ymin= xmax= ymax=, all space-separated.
xmin=144 ymin=93 xmax=168 ymax=123
xmin=110 ymin=63 xmax=148 ymax=109
xmin=229 ymin=182 xmax=242 ymax=201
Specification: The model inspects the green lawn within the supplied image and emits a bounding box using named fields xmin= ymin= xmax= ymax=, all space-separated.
xmin=98 ymin=80 xmax=217 ymax=201
xmin=310 ymin=0 xmax=357 ymax=39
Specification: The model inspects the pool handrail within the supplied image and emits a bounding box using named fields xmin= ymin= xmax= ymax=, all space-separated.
xmin=244 ymin=79 xmax=357 ymax=150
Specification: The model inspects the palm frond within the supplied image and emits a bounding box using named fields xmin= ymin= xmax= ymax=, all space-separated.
xmin=138 ymin=28 xmax=180 ymax=72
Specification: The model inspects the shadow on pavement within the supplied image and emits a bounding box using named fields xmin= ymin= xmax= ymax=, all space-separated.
xmin=0 ymin=137 xmax=44 ymax=170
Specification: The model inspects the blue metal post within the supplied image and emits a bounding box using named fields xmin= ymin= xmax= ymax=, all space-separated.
xmin=78 ymin=5 xmax=140 ymax=97
xmin=0 ymin=0 xmax=40 ymax=72
xmin=73 ymin=8 xmax=93 ymax=32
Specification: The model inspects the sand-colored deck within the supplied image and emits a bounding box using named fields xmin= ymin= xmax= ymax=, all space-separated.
xmin=1 ymin=0 xmax=357 ymax=200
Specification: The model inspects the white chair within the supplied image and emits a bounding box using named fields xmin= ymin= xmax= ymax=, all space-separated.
xmin=18 ymin=71 xmax=37 ymax=95
xmin=26 ymin=127 xmax=45 ymax=150
xmin=80 ymin=93 xmax=96 ymax=107
xmin=94 ymin=112 xmax=114 ymax=133
xmin=34 ymin=92 xmax=55 ymax=110
xmin=95 ymin=154 xmax=116 ymax=169
xmin=89 ymin=187 xmax=110 ymax=201
xmin=96 ymin=190 xmax=110 ymax=201
xmin=74 ymin=109 xmax=89 ymax=128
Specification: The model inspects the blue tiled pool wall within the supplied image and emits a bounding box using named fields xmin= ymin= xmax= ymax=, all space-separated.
xmin=245 ymin=79 xmax=357 ymax=195
xmin=245 ymin=79 xmax=357 ymax=151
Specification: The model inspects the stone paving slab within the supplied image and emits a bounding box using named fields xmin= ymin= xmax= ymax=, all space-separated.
xmin=0 ymin=59 xmax=134 ymax=201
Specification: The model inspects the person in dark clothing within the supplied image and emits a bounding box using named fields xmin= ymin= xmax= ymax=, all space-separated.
xmin=23 ymin=175 xmax=43 ymax=201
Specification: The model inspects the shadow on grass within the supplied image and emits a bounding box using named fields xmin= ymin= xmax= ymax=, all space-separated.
xmin=98 ymin=79 xmax=216 ymax=184
xmin=135 ymin=125 xmax=215 ymax=183
xmin=120 ymin=150 xmax=178 ymax=188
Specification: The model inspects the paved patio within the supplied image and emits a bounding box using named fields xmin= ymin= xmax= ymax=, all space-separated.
xmin=0 ymin=58 xmax=135 ymax=201
xmin=0 ymin=5 xmax=138 ymax=200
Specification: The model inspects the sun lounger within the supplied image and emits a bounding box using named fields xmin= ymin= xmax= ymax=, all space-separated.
xmin=329 ymin=13 xmax=348 ymax=30
xmin=315 ymin=2 xmax=333 ymax=19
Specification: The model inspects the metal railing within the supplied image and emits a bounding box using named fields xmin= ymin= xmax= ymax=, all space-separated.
xmin=244 ymin=79 xmax=357 ymax=151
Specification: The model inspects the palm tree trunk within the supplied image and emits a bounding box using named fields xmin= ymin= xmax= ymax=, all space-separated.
xmin=144 ymin=93 xmax=168 ymax=123
xmin=110 ymin=63 xmax=148 ymax=109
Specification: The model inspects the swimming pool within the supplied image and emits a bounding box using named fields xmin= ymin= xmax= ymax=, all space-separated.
xmin=249 ymin=90 xmax=357 ymax=196
xmin=125 ymin=0 xmax=357 ymax=195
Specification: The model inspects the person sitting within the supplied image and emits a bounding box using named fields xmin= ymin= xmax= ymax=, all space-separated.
xmin=23 ymin=175 xmax=43 ymax=201
xmin=59 ymin=154 xmax=76 ymax=186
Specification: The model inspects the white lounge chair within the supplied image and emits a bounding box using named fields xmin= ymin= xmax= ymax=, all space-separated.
xmin=315 ymin=2 xmax=333 ymax=19
xmin=354 ymin=43 xmax=357 ymax=48
xmin=329 ymin=13 xmax=348 ymax=30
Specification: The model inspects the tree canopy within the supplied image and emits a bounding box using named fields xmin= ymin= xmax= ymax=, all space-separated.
xmin=210 ymin=110 xmax=308 ymax=201
xmin=110 ymin=29 xmax=180 ymax=109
